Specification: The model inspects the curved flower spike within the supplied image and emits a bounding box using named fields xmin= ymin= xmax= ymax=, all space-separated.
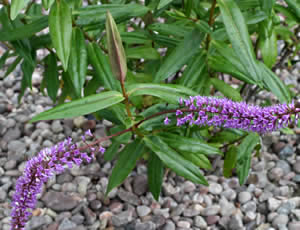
xmin=166 ymin=96 xmax=300 ymax=134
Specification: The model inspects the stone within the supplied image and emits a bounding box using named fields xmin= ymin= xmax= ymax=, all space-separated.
xmin=194 ymin=216 xmax=207 ymax=228
xmin=171 ymin=204 xmax=185 ymax=217
xmin=0 ymin=188 xmax=7 ymax=202
xmin=75 ymin=176 xmax=90 ymax=196
xmin=111 ymin=210 xmax=133 ymax=227
xmin=238 ymin=191 xmax=252 ymax=204
xmin=71 ymin=214 xmax=84 ymax=225
xmin=242 ymin=201 xmax=257 ymax=213
xmin=42 ymin=191 xmax=79 ymax=211
xmin=184 ymin=204 xmax=203 ymax=217
xmin=7 ymin=140 xmax=26 ymax=160
xmin=109 ymin=202 xmax=123 ymax=213
xmin=153 ymin=208 xmax=170 ymax=218
xmin=272 ymin=214 xmax=288 ymax=228
xmin=220 ymin=197 xmax=236 ymax=216
xmin=163 ymin=183 xmax=179 ymax=196
xmin=279 ymin=145 xmax=294 ymax=159
xmin=3 ymin=127 xmax=21 ymax=142
xmin=288 ymin=222 xmax=300 ymax=230
xmin=277 ymin=201 xmax=295 ymax=215
xmin=163 ymin=220 xmax=175 ymax=230
xmin=202 ymin=205 xmax=220 ymax=216
xmin=206 ymin=215 xmax=220 ymax=225
xmin=293 ymin=174 xmax=300 ymax=183
xmin=135 ymin=221 xmax=155 ymax=230
xmin=269 ymin=167 xmax=284 ymax=181
xmin=99 ymin=211 xmax=113 ymax=229
xmin=294 ymin=160 xmax=300 ymax=173
xmin=208 ymin=182 xmax=223 ymax=195
xmin=228 ymin=215 xmax=244 ymax=230
xmin=291 ymin=209 xmax=300 ymax=220
xmin=177 ymin=220 xmax=191 ymax=228
xmin=25 ymin=216 xmax=52 ymax=230
xmin=268 ymin=198 xmax=282 ymax=211
xmin=83 ymin=206 xmax=96 ymax=225
xmin=137 ymin=206 xmax=151 ymax=217
xmin=221 ymin=189 xmax=237 ymax=201
xmin=276 ymin=160 xmax=291 ymax=174
xmin=183 ymin=181 xmax=196 ymax=193
xmin=272 ymin=142 xmax=285 ymax=153
xmin=133 ymin=175 xmax=148 ymax=196
xmin=117 ymin=188 xmax=140 ymax=206
xmin=151 ymin=215 xmax=166 ymax=228
xmin=90 ymin=200 xmax=102 ymax=211
xmin=58 ymin=218 xmax=77 ymax=230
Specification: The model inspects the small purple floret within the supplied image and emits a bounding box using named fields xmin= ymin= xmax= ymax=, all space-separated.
xmin=164 ymin=117 xmax=170 ymax=125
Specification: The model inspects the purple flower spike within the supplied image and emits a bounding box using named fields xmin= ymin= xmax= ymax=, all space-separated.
xmin=164 ymin=117 xmax=170 ymax=125
xmin=10 ymin=137 xmax=96 ymax=230
xmin=170 ymin=96 xmax=300 ymax=134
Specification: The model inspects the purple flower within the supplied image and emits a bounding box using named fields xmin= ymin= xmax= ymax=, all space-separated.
xmin=164 ymin=117 xmax=170 ymax=125
xmin=167 ymin=96 xmax=300 ymax=134
xmin=99 ymin=146 xmax=106 ymax=154
xmin=10 ymin=137 xmax=96 ymax=230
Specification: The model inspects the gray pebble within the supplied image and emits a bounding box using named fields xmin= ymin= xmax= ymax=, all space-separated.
xmin=163 ymin=220 xmax=175 ymax=230
xmin=135 ymin=221 xmax=155 ymax=230
xmin=42 ymin=191 xmax=79 ymax=211
xmin=228 ymin=214 xmax=244 ymax=230
xmin=208 ymin=182 xmax=223 ymax=195
xmin=194 ymin=216 xmax=207 ymax=228
xmin=272 ymin=214 xmax=289 ymax=228
xmin=238 ymin=191 xmax=252 ymax=204
xmin=177 ymin=220 xmax=191 ymax=228
xmin=293 ymin=160 xmax=300 ymax=173
xmin=4 ymin=159 xmax=16 ymax=170
xmin=279 ymin=145 xmax=294 ymax=159
xmin=288 ymin=222 xmax=300 ymax=230
xmin=277 ymin=201 xmax=295 ymax=215
xmin=133 ymin=175 xmax=148 ymax=196
xmin=58 ymin=218 xmax=77 ymax=230
xmin=111 ymin=210 xmax=133 ymax=227
xmin=137 ymin=206 xmax=151 ymax=217
xmin=268 ymin=167 xmax=284 ymax=181
xmin=25 ymin=215 xmax=52 ymax=230
xmin=183 ymin=181 xmax=196 ymax=193
xmin=51 ymin=120 xmax=63 ymax=133
xmin=202 ymin=205 xmax=220 ymax=216
xmin=268 ymin=198 xmax=282 ymax=211
xmin=276 ymin=160 xmax=291 ymax=174
xmin=117 ymin=188 xmax=140 ymax=206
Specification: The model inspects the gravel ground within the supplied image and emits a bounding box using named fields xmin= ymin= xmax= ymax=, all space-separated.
xmin=0 ymin=59 xmax=300 ymax=230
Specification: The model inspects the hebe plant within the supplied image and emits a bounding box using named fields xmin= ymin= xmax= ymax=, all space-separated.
xmin=0 ymin=0 xmax=299 ymax=229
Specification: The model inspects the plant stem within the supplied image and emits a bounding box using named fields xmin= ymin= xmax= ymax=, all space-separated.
xmin=205 ymin=0 xmax=217 ymax=50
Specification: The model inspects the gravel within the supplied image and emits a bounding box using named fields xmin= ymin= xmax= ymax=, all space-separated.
xmin=0 ymin=53 xmax=300 ymax=230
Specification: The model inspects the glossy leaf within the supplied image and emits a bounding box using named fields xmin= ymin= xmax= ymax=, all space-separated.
xmin=106 ymin=11 xmax=127 ymax=82
xmin=154 ymin=29 xmax=204 ymax=82
xmin=30 ymin=91 xmax=124 ymax=122
xmin=217 ymin=0 xmax=262 ymax=85
xmin=210 ymin=78 xmax=242 ymax=101
xmin=49 ymin=0 xmax=72 ymax=71
xmin=44 ymin=53 xmax=59 ymax=102
xmin=10 ymin=0 xmax=29 ymax=20
xmin=103 ymin=141 xmax=121 ymax=161
xmin=87 ymin=42 xmax=120 ymax=91
xmin=236 ymin=133 xmax=260 ymax=185
xmin=0 ymin=16 xmax=48 ymax=41
xmin=0 ymin=50 xmax=9 ymax=69
xmin=259 ymin=29 xmax=277 ymax=68
xmin=106 ymin=139 xmax=144 ymax=195
xmin=42 ymin=0 xmax=55 ymax=10
xmin=158 ymin=0 xmax=174 ymax=9
xmin=180 ymin=152 xmax=212 ymax=169
xmin=127 ymin=83 xmax=198 ymax=104
xmin=19 ymin=59 xmax=35 ymax=102
xmin=4 ymin=56 xmax=22 ymax=78
xmin=223 ymin=146 xmax=238 ymax=178
xmin=144 ymin=136 xmax=208 ymax=185
xmin=68 ymin=28 xmax=87 ymax=98
xmin=284 ymin=0 xmax=300 ymax=19
xmin=148 ymin=152 xmax=164 ymax=201
xmin=159 ymin=133 xmax=222 ymax=156
xmin=126 ymin=46 xmax=160 ymax=60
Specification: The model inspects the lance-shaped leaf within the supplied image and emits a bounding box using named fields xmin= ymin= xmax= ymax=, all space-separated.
xmin=44 ymin=53 xmax=59 ymax=102
xmin=10 ymin=0 xmax=30 ymax=20
xmin=30 ymin=91 xmax=124 ymax=122
xmin=49 ymin=0 xmax=72 ymax=71
xmin=42 ymin=0 xmax=55 ymax=10
xmin=148 ymin=152 xmax=164 ymax=200
xmin=68 ymin=28 xmax=87 ymax=98
xmin=106 ymin=11 xmax=127 ymax=82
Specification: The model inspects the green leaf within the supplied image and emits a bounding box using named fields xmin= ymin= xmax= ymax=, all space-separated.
xmin=67 ymin=28 xmax=87 ymax=98
xmin=259 ymin=28 xmax=277 ymax=68
xmin=148 ymin=23 xmax=191 ymax=38
xmin=259 ymin=0 xmax=275 ymax=17
xmin=4 ymin=56 xmax=22 ymax=78
xmin=158 ymin=0 xmax=174 ymax=9
xmin=19 ymin=58 xmax=35 ymax=102
xmin=49 ymin=0 xmax=72 ymax=71
xmin=284 ymin=0 xmax=300 ymax=20
xmin=127 ymin=83 xmax=198 ymax=104
xmin=0 ymin=50 xmax=9 ymax=69
xmin=210 ymin=78 xmax=242 ymax=101
xmin=106 ymin=139 xmax=144 ymax=195
xmin=75 ymin=4 xmax=149 ymax=28
xmin=0 ymin=16 xmax=48 ymax=41
xmin=87 ymin=42 xmax=120 ymax=91
xmin=159 ymin=133 xmax=222 ymax=156
xmin=126 ymin=46 xmax=160 ymax=60
xmin=223 ymin=146 xmax=238 ymax=178
xmin=180 ymin=152 xmax=212 ymax=169
xmin=44 ymin=53 xmax=59 ymax=102
xmin=10 ymin=0 xmax=30 ymax=20
xmin=154 ymin=28 xmax=204 ymax=82
xmin=217 ymin=0 xmax=262 ymax=85
xmin=148 ymin=152 xmax=164 ymax=200
xmin=103 ymin=141 xmax=120 ymax=161
xmin=236 ymin=133 xmax=260 ymax=185
xmin=144 ymin=136 xmax=208 ymax=185
xmin=42 ymin=0 xmax=55 ymax=10
xmin=30 ymin=91 xmax=125 ymax=122
xmin=259 ymin=62 xmax=290 ymax=103
xmin=106 ymin=11 xmax=127 ymax=82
